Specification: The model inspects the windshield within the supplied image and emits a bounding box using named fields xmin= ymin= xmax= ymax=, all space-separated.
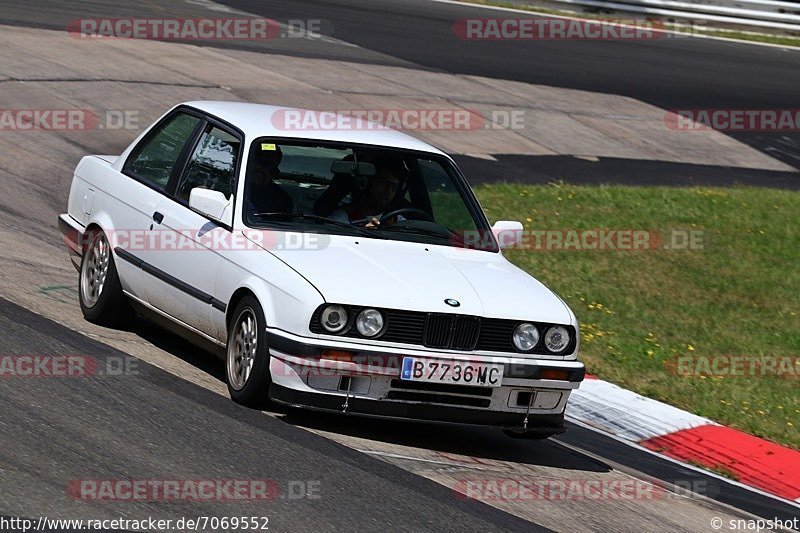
xmin=243 ymin=139 xmax=497 ymax=251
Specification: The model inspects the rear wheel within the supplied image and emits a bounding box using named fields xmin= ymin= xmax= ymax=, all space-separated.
xmin=226 ymin=295 xmax=272 ymax=406
xmin=79 ymin=229 xmax=131 ymax=325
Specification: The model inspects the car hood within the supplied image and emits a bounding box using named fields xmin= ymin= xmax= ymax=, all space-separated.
xmin=258 ymin=234 xmax=572 ymax=324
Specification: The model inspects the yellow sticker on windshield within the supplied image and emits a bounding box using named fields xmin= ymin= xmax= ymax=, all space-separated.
xmin=261 ymin=143 xmax=277 ymax=151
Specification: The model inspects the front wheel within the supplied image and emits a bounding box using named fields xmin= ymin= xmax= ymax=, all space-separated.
xmin=79 ymin=229 xmax=131 ymax=325
xmin=226 ymin=295 xmax=272 ymax=406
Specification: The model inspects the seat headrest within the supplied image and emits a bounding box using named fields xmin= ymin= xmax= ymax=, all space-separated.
xmin=250 ymin=144 xmax=283 ymax=175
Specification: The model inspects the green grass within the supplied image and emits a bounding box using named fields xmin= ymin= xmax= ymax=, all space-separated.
xmin=473 ymin=183 xmax=800 ymax=449
xmin=698 ymin=30 xmax=800 ymax=48
xmin=457 ymin=0 xmax=800 ymax=48
xmin=687 ymin=460 xmax=740 ymax=481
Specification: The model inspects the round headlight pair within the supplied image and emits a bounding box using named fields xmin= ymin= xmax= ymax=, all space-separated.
xmin=513 ymin=323 xmax=570 ymax=353
xmin=320 ymin=305 xmax=384 ymax=337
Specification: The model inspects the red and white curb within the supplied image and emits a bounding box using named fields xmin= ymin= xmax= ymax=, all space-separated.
xmin=565 ymin=375 xmax=800 ymax=504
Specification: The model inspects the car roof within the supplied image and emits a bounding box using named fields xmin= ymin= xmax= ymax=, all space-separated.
xmin=183 ymin=101 xmax=448 ymax=156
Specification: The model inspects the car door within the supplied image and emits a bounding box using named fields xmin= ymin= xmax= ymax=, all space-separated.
xmin=113 ymin=110 xmax=204 ymax=301
xmin=140 ymin=119 xmax=242 ymax=336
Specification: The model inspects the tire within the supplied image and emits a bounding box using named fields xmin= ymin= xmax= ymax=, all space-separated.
xmin=226 ymin=295 xmax=272 ymax=406
xmin=79 ymin=229 xmax=132 ymax=326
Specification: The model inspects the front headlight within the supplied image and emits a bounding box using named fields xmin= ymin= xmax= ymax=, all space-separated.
xmin=320 ymin=305 xmax=348 ymax=333
xmin=355 ymin=308 xmax=384 ymax=337
xmin=544 ymin=326 xmax=570 ymax=353
xmin=512 ymin=323 xmax=539 ymax=351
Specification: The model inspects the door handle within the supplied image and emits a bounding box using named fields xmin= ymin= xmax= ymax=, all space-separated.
xmin=152 ymin=211 xmax=164 ymax=224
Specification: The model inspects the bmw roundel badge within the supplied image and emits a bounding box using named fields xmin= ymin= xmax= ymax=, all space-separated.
xmin=444 ymin=298 xmax=460 ymax=307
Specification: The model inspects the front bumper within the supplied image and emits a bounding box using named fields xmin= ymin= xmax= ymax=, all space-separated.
xmin=266 ymin=328 xmax=584 ymax=433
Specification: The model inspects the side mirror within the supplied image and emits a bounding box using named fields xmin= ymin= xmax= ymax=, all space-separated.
xmin=189 ymin=188 xmax=232 ymax=227
xmin=492 ymin=220 xmax=524 ymax=249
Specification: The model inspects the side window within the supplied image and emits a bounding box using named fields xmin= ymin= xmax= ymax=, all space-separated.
xmin=176 ymin=126 xmax=240 ymax=202
xmin=419 ymin=159 xmax=478 ymax=232
xmin=124 ymin=112 xmax=201 ymax=188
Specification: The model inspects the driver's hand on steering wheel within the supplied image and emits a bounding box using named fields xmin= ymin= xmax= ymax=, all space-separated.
xmin=365 ymin=217 xmax=381 ymax=228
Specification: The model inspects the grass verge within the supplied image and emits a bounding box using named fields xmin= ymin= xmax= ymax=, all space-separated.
xmin=474 ymin=183 xmax=799 ymax=449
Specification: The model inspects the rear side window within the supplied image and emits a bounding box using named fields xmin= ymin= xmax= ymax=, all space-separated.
xmin=124 ymin=112 xmax=201 ymax=188
xmin=176 ymin=126 xmax=239 ymax=201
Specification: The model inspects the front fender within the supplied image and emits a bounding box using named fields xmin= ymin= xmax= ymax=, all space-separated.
xmin=213 ymin=247 xmax=325 ymax=341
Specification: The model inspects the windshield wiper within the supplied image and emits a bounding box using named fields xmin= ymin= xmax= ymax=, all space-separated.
xmin=251 ymin=212 xmax=387 ymax=239
xmin=377 ymin=224 xmax=465 ymax=245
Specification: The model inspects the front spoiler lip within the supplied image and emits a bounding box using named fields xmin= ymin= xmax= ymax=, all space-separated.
xmin=270 ymin=384 xmax=567 ymax=433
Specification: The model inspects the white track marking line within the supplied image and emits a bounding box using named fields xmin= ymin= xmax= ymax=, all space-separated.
xmin=184 ymin=0 xmax=360 ymax=47
xmin=430 ymin=0 xmax=800 ymax=51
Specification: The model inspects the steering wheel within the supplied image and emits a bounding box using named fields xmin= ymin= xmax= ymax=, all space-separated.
xmin=379 ymin=207 xmax=434 ymax=224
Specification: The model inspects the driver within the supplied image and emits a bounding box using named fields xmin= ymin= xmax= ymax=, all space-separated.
xmin=330 ymin=155 xmax=407 ymax=227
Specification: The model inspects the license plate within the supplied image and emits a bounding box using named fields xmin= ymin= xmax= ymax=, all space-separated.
xmin=400 ymin=358 xmax=503 ymax=387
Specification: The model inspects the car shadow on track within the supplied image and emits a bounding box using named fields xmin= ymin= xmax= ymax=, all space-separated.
xmin=129 ymin=313 xmax=609 ymax=474
xmin=132 ymin=314 xmax=227 ymax=381
xmin=278 ymin=409 xmax=610 ymax=473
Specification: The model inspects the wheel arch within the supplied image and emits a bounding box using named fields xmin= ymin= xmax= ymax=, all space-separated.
xmin=226 ymin=287 xmax=259 ymax=330
xmin=81 ymin=222 xmax=103 ymax=255
xmin=84 ymin=211 xmax=116 ymax=245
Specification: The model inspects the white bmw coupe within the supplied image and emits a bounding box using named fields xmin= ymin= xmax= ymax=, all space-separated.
xmin=59 ymin=101 xmax=584 ymax=438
